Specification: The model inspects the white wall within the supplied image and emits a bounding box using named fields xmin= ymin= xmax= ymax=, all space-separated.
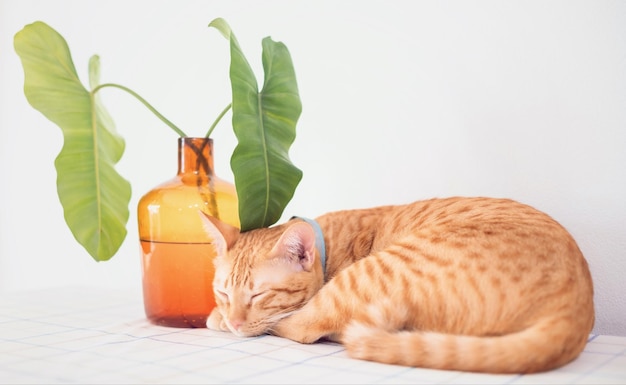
xmin=1 ymin=0 xmax=624 ymax=336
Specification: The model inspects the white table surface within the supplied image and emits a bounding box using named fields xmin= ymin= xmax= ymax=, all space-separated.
xmin=1 ymin=286 xmax=625 ymax=384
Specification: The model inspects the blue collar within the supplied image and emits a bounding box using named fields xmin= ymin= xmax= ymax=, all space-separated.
xmin=291 ymin=216 xmax=326 ymax=276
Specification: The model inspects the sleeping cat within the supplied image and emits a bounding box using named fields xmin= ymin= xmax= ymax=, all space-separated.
xmin=200 ymin=196 xmax=594 ymax=374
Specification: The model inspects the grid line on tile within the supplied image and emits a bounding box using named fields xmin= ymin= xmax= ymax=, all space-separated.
xmin=1 ymin=287 xmax=625 ymax=384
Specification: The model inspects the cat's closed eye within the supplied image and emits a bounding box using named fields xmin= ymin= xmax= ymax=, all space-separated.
xmin=215 ymin=289 xmax=229 ymax=303
xmin=249 ymin=291 xmax=267 ymax=303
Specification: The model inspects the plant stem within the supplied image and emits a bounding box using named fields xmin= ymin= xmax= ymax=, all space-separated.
xmin=92 ymin=83 xmax=188 ymax=137
xmin=206 ymin=103 xmax=232 ymax=138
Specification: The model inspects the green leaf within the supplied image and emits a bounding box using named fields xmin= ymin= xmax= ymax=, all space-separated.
xmin=14 ymin=21 xmax=131 ymax=261
xmin=209 ymin=18 xmax=303 ymax=231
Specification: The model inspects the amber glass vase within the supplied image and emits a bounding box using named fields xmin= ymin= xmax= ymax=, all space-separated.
xmin=137 ymin=137 xmax=239 ymax=327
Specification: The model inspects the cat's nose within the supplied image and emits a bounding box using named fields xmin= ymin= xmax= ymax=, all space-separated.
xmin=229 ymin=319 xmax=243 ymax=331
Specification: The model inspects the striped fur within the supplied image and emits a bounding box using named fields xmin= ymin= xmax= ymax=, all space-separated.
xmin=202 ymin=196 xmax=594 ymax=373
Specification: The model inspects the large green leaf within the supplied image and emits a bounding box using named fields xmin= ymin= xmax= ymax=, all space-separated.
xmin=14 ymin=21 xmax=131 ymax=261
xmin=210 ymin=18 xmax=303 ymax=231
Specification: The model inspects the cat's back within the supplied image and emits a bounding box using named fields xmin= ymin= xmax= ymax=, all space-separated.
xmin=319 ymin=196 xmax=582 ymax=251
xmin=367 ymin=197 xmax=583 ymax=255
xmin=387 ymin=196 xmax=569 ymax=234
xmin=318 ymin=196 xmax=593 ymax=315
xmin=385 ymin=197 xmax=590 ymax=284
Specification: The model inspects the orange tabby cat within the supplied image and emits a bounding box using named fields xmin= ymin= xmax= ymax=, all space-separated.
xmin=201 ymin=197 xmax=594 ymax=374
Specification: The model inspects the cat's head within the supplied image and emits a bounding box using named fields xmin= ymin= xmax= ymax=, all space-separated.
xmin=200 ymin=212 xmax=325 ymax=337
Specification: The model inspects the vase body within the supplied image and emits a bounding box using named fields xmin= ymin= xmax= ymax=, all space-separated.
xmin=137 ymin=137 xmax=239 ymax=327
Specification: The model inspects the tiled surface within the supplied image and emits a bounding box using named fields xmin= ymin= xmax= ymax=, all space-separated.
xmin=1 ymin=287 xmax=625 ymax=384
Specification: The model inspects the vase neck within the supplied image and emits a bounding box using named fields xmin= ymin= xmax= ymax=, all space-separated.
xmin=178 ymin=137 xmax=215 ymax=176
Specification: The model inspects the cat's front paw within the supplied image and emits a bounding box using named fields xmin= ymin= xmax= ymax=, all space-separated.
xmin=206 ymin=309 xmax=229 ymax=332
xmin=272 ymin=317 xmax=322 ymax=344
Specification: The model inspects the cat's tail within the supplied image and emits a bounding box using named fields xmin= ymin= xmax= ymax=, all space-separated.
xmin=341 ymin=316 xmax=590 ymax=373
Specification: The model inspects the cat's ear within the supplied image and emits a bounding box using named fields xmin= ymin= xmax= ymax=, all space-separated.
xmin=198 ymin=211 xmax=240 ymax=255
xmin=271 ymin=221 xmax=317 ymax=272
